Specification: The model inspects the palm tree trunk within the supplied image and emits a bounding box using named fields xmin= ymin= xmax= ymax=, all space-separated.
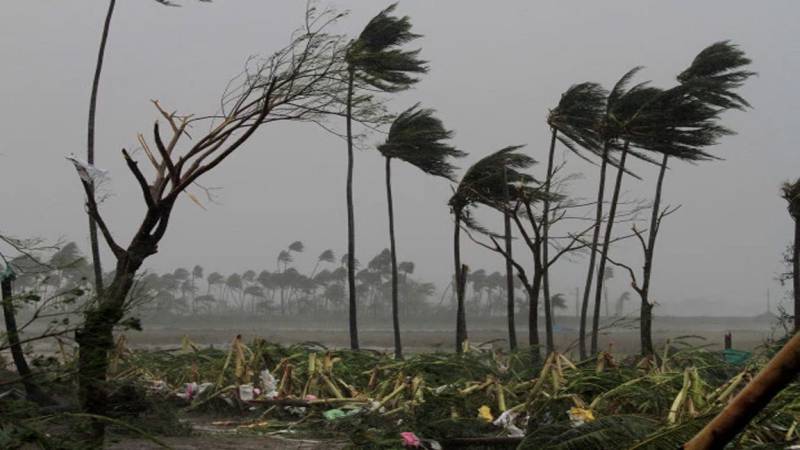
xmin=685 ymin=330 xmax=800 ymax=449
xmin=2 ymin=276 xmax=49 ymax=404
xmin=345 ymin=68 xmax=359 ymax=350
xmin=639 ymin=154 xmax=669 ymax=356
xmin=541 ymin=129 xmax=558 ymax=354
xmin=503 ymin=168 xmax=517 ymax=351
xmin=385 ymin=157 xmax=402 ymax=359
xmin=591 ymin=142 xmax=629 ymax=355
xmin=454 ymin=210 xmax=468 ymax=354
xmin=87 ymin=0 xmax=116 ymax=296
xmin=528 ymin=272 xmax=542 ymax=363
xmin=794 ymin=218 xmax=800 ymax=333
xmin=579 ymin=144 xmax=609 ymax=359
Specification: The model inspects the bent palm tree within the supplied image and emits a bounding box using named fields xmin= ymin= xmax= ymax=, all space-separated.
xmin=449 ymin=146 xmax=535 ymax=353
xmin=545 ymin=82 xmax=606 ymax=355
xmin=633 ymin=41 xmax=753 ymax=355
xmin=343 ymin=3 xmax=427 ymax=350
xmin=378 ymin=104 xmax=463 ymax=358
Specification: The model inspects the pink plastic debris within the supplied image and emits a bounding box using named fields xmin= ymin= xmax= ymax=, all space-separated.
xmin=400 ymin=431 xmax=422 ymax=447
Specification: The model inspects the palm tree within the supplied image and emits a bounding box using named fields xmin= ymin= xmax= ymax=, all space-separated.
xmin=589 ymin=67 xmax=664 ymax=356
xmin=343 ymin=3 xmax=428 ymax=350
xmin=449 ymin=146 xmax=534 ymax=354
xmin=545 ymin=82 xmax=607 ymax=356
xmin=378 ymin=104 xmax=463 ymax=358
xmin=226 ymin=273 xmax=244 ymax=310
xmin=191 ymin=265 xmax=203 ymax=313
xmin=630 ymin=41 xmax=753 ymax=355
xmin=310 ymin=249 xmax=335 ymax=279
xmin=614 ymin=291 xmax=631 ymax=317
xmin=781 ymin=180 xmax=800 ymax=331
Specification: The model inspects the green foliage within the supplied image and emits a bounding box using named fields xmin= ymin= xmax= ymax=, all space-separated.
xmin=677 ymin=41 xmax=755 ymax=111
xmin=450 ymin=145 xmax=540 ymax=216
xmin=347 ymin=3 xmax=428 ymax=93
xmin=378 ymin=103 xmax=465 ymax=181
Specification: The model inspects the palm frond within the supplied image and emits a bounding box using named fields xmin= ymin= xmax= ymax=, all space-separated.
xmin=449 ymin=145 xmax=539 ymax=212
xmin=348 ymin=3 xmax=428 ymax=92
xmin=677 ymin=41 xmax=756 ymax=110
xmin=378 ymin=103 xmax=465 ymax=181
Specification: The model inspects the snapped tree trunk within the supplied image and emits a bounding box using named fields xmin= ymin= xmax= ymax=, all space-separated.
xmin=579 ymin=144 xmax=609 ymax=359
xmin=639 ymin=154 xmax=668 ymax=356
xmin=541 ymin=129 xmax=557 ymax=354
xmin=591 ymin=142 xmax=629 ymax=355
xmin=2 ymin=275 xmax=49 ymax=404
xmin=684 ymin=330 xmax=800 ymax=449
xmin=345 ymin=68 xmax=359 ymax=350
xmin=503 ymin=167 xmax=517 ymax=351
xmin=385 ymin=157 xmax=402 ymax=359
xmin=87 ymin=0 xmax=116 ymax=295
xmin=454 ymin=211 xmax=468 ymax=354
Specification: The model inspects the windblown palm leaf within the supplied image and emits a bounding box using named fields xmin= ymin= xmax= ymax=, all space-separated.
xmin=378 ymin=103 xmax=464 ymax=180
xmin=449 ymin=145 xmax=540 ymax=212
xmin=677 ymin=41 xmax=755 ymax=111
xmin=548 ymin=82 xmax=607 ymax=159
xmin=347 ymin=3 xmax=428 ymax=92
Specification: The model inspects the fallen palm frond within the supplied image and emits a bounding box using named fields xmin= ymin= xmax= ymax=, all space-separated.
xmin=5 ymin=333 xmax=798 ymax=450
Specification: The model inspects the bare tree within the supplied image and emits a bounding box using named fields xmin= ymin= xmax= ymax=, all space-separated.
xmin=70 ymin=7 xmax=350 ymax=445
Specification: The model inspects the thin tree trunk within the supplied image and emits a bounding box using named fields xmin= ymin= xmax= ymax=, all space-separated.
xmin=454 ymin=211 xmax=468 ymax=353
xmin=794 ymin=218 xmax=800 ymax=333
xmin=639 ymin=154 xmax=669 ymax=355
xmin=385 ymin=157 xmax=402 ymax=359
xmin=591 ymin=142 xmax=629 ymax=355
xmin=2 ymin=275 xmax=48 ymax=404
xmin=87 ymin=0 xmax=116 ymax=296
xmin=541 ymin=129 xmax=557 ymax=354
xmin=345 ymin=69 xmax=359 ymax=350
xmin=684 ymin=330 xmax=800 ymax=449
xmin=503 ymin=167 xmax=517 ymax=351
xmin=579 ymin=144 xmax=609 ymax=359
xmin=528 ymin=272 xmax=542 ymax=363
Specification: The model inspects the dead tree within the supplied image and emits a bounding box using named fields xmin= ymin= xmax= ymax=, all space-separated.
xmin=70 ymin=7 xmax=350 ymax=445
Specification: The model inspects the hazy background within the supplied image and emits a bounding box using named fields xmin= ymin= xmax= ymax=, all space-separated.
xmin=1 ymin=0 xmax=798 ymax=317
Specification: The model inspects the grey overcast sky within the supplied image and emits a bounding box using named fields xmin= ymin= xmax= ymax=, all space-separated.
xmin=1 ymin=1 xmax=798 ymax=316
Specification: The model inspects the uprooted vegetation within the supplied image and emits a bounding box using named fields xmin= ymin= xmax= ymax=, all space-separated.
xmin=2 ymin=335 xmax=799 ymax=449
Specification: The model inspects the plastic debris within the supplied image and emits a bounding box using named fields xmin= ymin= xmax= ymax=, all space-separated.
xmin=478 ymin=405 xmax=493 ymax=423
xmin=238 ymin=384 xmax=254 ymax=401
xmin=323 ymin=408 xmax=347 ymax=421
xmin=260 ymin=369 xmax=278 ymax=399
xmin=285 ymin=406 xmax=307 ymax=416
xmin=66 ymin=153 xmax=109 ymax=184
xmin=400 ymin=431 xmax=422 ymax=447
xmin=492 ymin=410 xmax=524 ymax=437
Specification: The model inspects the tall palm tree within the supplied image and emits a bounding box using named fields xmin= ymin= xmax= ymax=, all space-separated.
xmin=343 ymin=3 xmax=427 ymax=350
xmin=544 ymin=82 xmax=607 ymax=355
xmin=630 ymin=41 xmax=753 ymax=355
xmin=449 ymin=146 xmax=535 ymax=354
xmin=377 ymin=104 xmax=463 ymax=358
xmin=589 ymin=68 xmax=664 ymax=356
xmin=782 ymin=179 xmax=800 ymax=332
